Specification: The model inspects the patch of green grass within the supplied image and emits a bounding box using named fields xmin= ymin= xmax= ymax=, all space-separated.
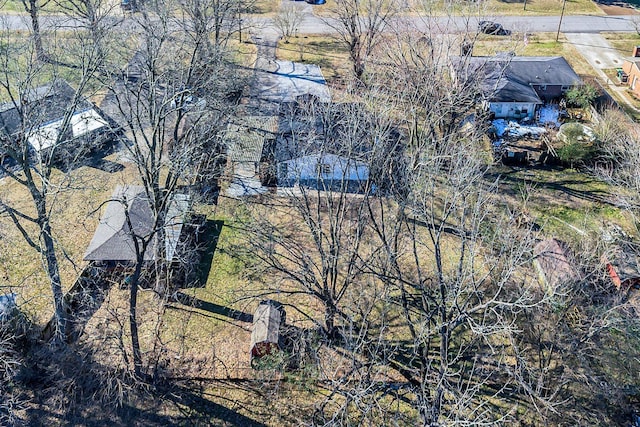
xmin=246 ymin=0 xmax=280 ymax=15
xmin=492 ymin=166 xmax=634 ymax=241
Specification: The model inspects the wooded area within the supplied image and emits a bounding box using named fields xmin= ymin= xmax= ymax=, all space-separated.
xmin=0 ymin=0 xmax=639 ymax=425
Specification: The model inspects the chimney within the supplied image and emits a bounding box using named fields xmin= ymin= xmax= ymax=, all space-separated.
xmin=633 ymin=46 xmax=640 ymax=57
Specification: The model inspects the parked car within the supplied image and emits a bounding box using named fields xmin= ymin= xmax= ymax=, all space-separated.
xmin=305 ymin=0 xmax=326 ymax=5
xmin=478 ymin=21 xmax=510 ymax=36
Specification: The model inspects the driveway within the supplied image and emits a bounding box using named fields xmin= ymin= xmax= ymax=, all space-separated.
xmin=564 ymin=32 xmax=626 ymax=71
xmin=564 ymin=32 xmax=639 ymax=113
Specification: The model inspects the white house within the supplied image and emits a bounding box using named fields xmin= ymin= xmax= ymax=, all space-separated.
xmin=453 ymin=56 xmax=582 ymax=120
xmin=0 ymin=80 xmax=112 ymax=156
xmin=27 ymin=108 xmax=109 ymax=152
xmin=278 ymin=153 xmax=370 ymax=191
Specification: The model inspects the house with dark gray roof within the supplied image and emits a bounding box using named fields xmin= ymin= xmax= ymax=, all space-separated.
xmin=453 ymin=56 xmax=582 ymax=120
xmin=84 ymin=186 xmax=190 ymax=264
xmin=0 ymin=79 xmax=113 ymax=160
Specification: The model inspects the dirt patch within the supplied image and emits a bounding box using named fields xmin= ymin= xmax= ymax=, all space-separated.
xmin=596 ymin=1 xmax=639 ymax=14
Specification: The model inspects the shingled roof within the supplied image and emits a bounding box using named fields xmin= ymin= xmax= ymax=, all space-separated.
xmin=456 ymin=56 xmax=581 ymax=103
xmin=0 ymin=79 xmax=107 ymax=152
xmin=83 ymin=186 xmax=190 ymax=262
xmin=533 ymin=238 xmax=581 ymax=291
xmin=0 ymin=80 xmax=93 ymax=135
xmin=226 ymin=116 xmax=278 ymax=163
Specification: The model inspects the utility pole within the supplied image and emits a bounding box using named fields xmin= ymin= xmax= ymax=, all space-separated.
xmin=556 ymin=0 xmax=567 ymax=42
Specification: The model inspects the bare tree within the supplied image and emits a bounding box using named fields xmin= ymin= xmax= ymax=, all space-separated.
xmin=273 ymin=4 xmax=304 ymax=43
xmin=324 ymin=0 xmax=396 ymax=80
xmin=95 ymin=4 xmax=247 ymax=376
xmin=0 ymin=23 xmax=110 ymax=343
xmin=20 ymin=0 xmax=48 ymax=61
xmin=301 ymin=26 xmax=553 ymax=423
xmin=240 ymin=100 xmax=401 ymax=338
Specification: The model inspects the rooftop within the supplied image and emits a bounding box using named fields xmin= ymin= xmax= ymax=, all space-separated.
xmin=83 ymin=186 xmax=190 ymax=263
xmin=456 ymin=56 xmax=581 ymax=103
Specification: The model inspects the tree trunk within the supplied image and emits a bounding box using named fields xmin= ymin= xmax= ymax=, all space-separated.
xmin=129 ymin=261 xmax=144 ymax=378
xmin=325 ymin=303 xmax=337 ymax=339
xmin=25 ymin=0 xmax=46 ymax=61
xmin=40 ymin=221 xmax=67 ymax=343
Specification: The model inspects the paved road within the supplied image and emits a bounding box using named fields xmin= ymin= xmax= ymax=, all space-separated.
xmin=1 ymin=12 xmax=639 ymax=34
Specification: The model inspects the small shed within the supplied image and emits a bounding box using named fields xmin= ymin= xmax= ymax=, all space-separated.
xmin=250 ymin=301 xmax=285 ymax=361
xmin=533 ymin=238 xmax=580 ymax=292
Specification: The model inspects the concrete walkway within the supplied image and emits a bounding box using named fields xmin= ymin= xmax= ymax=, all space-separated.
xmin=226 ymin=0 xmax=327 ymax=198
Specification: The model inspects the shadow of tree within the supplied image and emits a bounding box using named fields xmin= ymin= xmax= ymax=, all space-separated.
xmin=158 ymin=385 xmax=269 ymax=427
xmin=14 ymin=342 xmax=269 ymax=426
xmin=486 ymin=165 xmax=617 ymax=207
xmin=172 ymin=291 xmax=254 ymax=323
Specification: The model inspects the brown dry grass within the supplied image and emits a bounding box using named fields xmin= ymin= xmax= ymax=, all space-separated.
xmin=312 ymin=0 xmax=602 ymax=17
xmin=601 ymin=32 xmax=640 ymax=57
xmin=0 ymin=154 xmax=140 ymax=324
xmin=472 ymin=33 xmax=596 ymax=77
xmin=276 ymin=35 xmax=352 ymax=83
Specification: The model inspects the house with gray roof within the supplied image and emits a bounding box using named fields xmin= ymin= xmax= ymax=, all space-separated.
xmin=0 ymin=79 xmax=113 ymax=161
xmin=84 ymin=186 xmax=190 ymax=264
xmin=454 ymin=56 xmax=582 ymax=120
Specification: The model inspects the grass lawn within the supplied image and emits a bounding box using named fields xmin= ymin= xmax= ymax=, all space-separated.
xmin=601 ymin=32 xmax=640 ymax=57
xmin=248 ymin=0 xmax=281 ymax=15
xmin=489 ymin=165 xmax=634 ymax=244
xmin=314 ymin=0 xmax=602 ymax=17
xmin=485 ymin=0 xmax=603 ymax=15
xmin=473 ymin=33 xmax=596 ymax=76
xmin=617 ymin=91 xmax=640 ymax=121
xmin=0 ymin=155 xmax=140 ymax=324
xmin=276 ymin=35 xmax=352 ymax=83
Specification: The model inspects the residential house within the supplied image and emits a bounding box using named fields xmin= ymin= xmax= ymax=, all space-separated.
xmin=224 ymin=115 xmax=279 ymax=197
xmin=277 ymin=152 xmax=370 ymax=192
xmin=0 ymin=79 xmax=113 ymax=161
xmin=454 ymin=56 xmax=582 ymax=119
xmin=272 ymin=101 xmax=401 ymax=193
xmin=83 ymin=185 xmax=190 ymax=265
xmin=622 ymin=46 xmax=640 ymax=97
xmin=226 ymin=115 xmax=279 ymax=174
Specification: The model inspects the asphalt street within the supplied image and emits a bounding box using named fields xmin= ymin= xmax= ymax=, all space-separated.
xmin=0 ymin=12 xmax=638 ymax=34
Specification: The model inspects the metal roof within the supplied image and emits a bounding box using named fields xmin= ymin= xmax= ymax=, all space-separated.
xmin=226 ymin=116 xmax=278 ymax=163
